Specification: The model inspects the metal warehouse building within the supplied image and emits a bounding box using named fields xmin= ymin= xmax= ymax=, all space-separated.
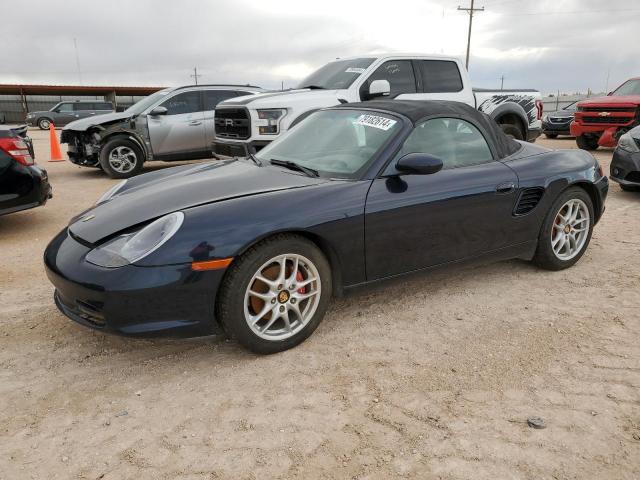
xmin=0 ymin=84 xmax=165 ymax=124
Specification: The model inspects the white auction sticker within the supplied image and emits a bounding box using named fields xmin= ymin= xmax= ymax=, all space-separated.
xmin=345 ymin=67 xmax=366 ymax=74
xmin=354 ymin=114 xmax=397 ymax=131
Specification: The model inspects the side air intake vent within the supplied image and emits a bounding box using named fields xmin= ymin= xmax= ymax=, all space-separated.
xmin=514 ymin=187 xmax=544 ymax=215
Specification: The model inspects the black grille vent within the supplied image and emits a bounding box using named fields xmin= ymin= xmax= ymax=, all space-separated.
xmin=214 ymin=107 xmax=251 ymax=139
xmin=514 ymin=188 xmax=544 ymax=215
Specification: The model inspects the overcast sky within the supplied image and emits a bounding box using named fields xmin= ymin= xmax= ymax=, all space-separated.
xmin=3 ymin=0 xmax=638 ymax=94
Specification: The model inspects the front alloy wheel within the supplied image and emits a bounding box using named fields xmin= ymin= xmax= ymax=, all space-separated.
xmin=217 ymin=234 xmax=331 ymax=354
xmin=244 ymin=254 xmax=321 ymax=341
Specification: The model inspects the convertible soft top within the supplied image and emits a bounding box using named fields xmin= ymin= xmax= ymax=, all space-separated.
xmin=337 ymin=99 xmax=521 ymax=159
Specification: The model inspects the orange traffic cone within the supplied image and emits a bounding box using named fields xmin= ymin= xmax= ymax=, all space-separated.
xmin=48 ymin=122 xmax=64 ymax=162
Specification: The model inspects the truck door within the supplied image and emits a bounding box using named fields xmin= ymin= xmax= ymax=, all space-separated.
xmin=407 ymin=60 xmax=475 ymax=106
xmin=359 ymin=60 xmax=418 ymax=101
xmin=147 ymin=90 xmax=207 ymax=159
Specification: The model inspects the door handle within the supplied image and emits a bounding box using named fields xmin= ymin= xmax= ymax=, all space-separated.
xmin=496 ymin=182 xmax=515 ymax=194
xmin=189 ymin=121 xmax=202 ymax=126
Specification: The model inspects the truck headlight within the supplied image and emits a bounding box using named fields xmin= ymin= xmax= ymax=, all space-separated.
xmin=256 ymin=109 xmax=286 ymax=135
xmin=617 ymin=132 xmax=640 ymax=153
xmin=96 ymin=180 xmax=128 ymax=205
xmin=86 ymin=212 xmax=184 ymax=268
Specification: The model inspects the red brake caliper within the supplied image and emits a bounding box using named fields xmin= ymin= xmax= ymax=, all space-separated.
xmin=296 ymin=270 xmax=306 ymax=294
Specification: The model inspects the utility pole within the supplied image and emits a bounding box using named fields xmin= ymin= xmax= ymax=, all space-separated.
xmin=190 ymin=67 xmax=201 ymax=85
xmin=500 ymin=74 xmax=505 ymax=90
xmin=458 ymin=0 xmax=484 ymax=69
xmin=73 ymin=38 xmax=82 ymax=84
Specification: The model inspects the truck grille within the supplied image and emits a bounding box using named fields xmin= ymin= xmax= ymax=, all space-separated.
xmin=215 ymin=108 xmax=251 ymax=139
xmin=549 ymin=116 xmax=571 ymax=123
xmin=580 ymin=106 xmax=636 ymax=113
xmin=581 ymin=116 xmax=632 ymax=125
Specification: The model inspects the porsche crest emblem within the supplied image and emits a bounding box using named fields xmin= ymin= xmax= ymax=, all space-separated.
xmin=278 ymin=290 xmax=290 ymax=303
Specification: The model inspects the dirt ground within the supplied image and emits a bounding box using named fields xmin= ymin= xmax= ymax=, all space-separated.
xmin=1 ymin=129 xmax=639 ymax=480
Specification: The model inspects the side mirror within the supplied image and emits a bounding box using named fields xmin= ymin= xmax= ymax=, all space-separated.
xmin=396 ymin=153 xmax=443 ymax=175
xmin=368 ymin=79 xmax=391 ymax=99
xmin=148 ymin=106 xmax=168 ymax=116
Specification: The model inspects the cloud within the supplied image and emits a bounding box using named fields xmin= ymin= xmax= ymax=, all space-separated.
xmin=0 ymin=0 xmax=637 ymax=93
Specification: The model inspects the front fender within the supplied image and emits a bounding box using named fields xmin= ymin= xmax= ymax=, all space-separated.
xmin=135 ymin=181 xmax=371 ymax=287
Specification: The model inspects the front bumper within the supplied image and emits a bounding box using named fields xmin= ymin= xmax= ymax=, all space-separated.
xmin=610 ymin=147 xmax=640 ymax=187
xmin=542 ymin=120 xmax=571 ymax=135
xmin=44 ymin=228 xmax=225 ymax=337
xmin=212 ymin=138 xmax=271 ymax=158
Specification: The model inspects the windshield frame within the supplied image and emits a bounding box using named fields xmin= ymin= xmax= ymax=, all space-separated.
xmin=611 ymin=79 xmax=640 ymax=97
xmin=125 ymin=88 xmax=173 ymax=115
xmin=256 ymin=107 xmax=406 ymax=180
xmin=296 ymin=58 xmax=375 ymax=90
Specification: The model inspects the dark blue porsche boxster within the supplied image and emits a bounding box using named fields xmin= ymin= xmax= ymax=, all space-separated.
xmin=44 ymin=100 xmax=608 ymax=353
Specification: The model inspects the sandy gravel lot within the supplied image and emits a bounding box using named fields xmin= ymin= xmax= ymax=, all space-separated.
xmin=1 ymin=130 xmax=639 ymax=479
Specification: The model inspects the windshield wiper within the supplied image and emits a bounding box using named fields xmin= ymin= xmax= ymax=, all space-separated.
xmin=247 ymin=151 xmax=262 ymax=166
xmin=270 ymin=159 xmax=319 ymax=177
xmin=299 ymin=85 xmax=325 ymax=90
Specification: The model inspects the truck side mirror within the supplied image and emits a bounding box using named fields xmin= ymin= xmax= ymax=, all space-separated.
xmin=149 ymin=106 xmax=168 ymax=116
xmin=368 ymin=79 xmax=391 ymax=99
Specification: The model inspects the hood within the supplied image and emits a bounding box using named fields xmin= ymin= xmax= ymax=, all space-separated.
xmin=220 ymin=88 xmax=345 ymax=109
xmin=578 ymin=95 xmax=640 ymax=107
xmin=69 ymin=159 xmax=328 ymax=244
xmin=63 ymin=111 xmax=132 ymax=131
xmin=547 ymin=109 xmax=574 ymax=118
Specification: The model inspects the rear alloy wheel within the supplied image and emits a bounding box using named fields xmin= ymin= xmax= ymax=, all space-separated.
xmin=500 ymin=123 xmax=524 ymax=140
xmin=217 ymin=235 xmax=331 ymax=354
xmin=99 ymin=138 xmax=144 ymax=179
xmin=576 ymin=135 xmax=599 ymax=151
xmin=38 ymin=118 xmax=51 ymax=130
xmin=533 ymin=187 xmax=594 ymax=270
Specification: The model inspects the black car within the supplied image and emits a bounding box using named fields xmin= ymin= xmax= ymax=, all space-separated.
xmin=610 ymin=125 xmax=640 ymax=191
xmin=542 ymin=101 xmax=577 ymax=138
xmin=44 ymin=100 xmax=608 ymax=353
xmin=0 ymin=125 xmax=52 ymax=216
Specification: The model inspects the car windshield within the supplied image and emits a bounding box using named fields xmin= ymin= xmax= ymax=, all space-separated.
xmin=125 ymin=89 xmax=172 ymax=114
xmin=255 ymin=109 xmax=401 ymax=179
xmin=612 ymin=79 xmax=640 ymax=96
xmin=296 ymin=58 xmax=375 ymax=90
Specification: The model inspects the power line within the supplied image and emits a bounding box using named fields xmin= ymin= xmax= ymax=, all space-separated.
xmin=458 ymin=0 xmax=485 ymax=69
xmin=500 ymin=8 xmax=640 ymax=16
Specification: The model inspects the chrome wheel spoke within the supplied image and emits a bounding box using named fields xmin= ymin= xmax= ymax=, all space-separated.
xmin=261 ymin=311 xmax=281 ymax=332
xmin=550 ymin=198 xmax=590 ymax=261
xmin=250 ymin=303 xmax=272 ymax=326
xmin=248 ymin=290 xmax=274 ymax=301
xmin=293 ymin=290 xmax=319 ymax=301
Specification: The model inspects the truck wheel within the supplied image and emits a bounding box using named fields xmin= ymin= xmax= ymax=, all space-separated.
xmin=545 ymin=133 xmax=558 ymax=139
xmin=37 ymin=118 xmax=51 ymax=130
xmin=576 ymin=135 xmax=599 ymax=151
xmin=500 ymin=123 xmax=524 ymax=140
xmin=99 ymin=138 xmax=144 ymax=179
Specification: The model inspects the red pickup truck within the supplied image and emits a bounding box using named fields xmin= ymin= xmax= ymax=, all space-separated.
xmin=570 ymin=77 xmax=640 ymax=150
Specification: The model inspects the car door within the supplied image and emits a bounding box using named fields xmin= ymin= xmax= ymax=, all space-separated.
xmin=364 ymin=117 xmax=519 ymax=280
xmin=147 ymin=90 xmax=206 ymax=159
xmin=52 ymin=103 xmax=76 ymax=126
xmin=202 ymin=89 xmax=251 ymax=147
xmin=73 ymin=102 xmax=94 ymax=120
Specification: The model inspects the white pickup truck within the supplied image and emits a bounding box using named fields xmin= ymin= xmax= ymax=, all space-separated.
xmin=213 ymin=54 xmax=543 ymax=157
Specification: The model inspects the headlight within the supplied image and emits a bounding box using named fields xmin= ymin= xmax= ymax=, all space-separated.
xmin=86 ymin=212 xmax=184 ymax=268
xmin=256 ymin=109 xmax=286 ymax=135
xmin=96 ymin=180 xmax=128 ymax=205
xmin=617 ymin=132 xmax=640 ymax=153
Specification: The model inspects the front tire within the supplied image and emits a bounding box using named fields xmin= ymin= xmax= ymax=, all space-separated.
xmin=576 ymin=134 xmax=599 ymax=151
xmin=217 ymin=234 xmax=332 ymax=354
xmin=533 ymin=187 xmax=594 ymax=271
xmin=37 ymin=118 xmax=51 ymax=130
xmin=99 ymin=137 xmax=144 ymax=179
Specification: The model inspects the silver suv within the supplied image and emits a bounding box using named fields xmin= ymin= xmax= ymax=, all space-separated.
xmin=60 ymin=85 xmax=264 ymax=178
xmin=26 ymin=100 xmax=114 ymax=130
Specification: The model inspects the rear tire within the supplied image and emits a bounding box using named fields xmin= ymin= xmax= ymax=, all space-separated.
xmin=500 ymin=123 xmax=524 ymax=140
xmin=545 ymin=133 xmax=558 ymax=139
xmin=217 ymin=234 xmax=332 ymax=354
xmin=576 ymin=135 xmax=599 ymax=151
xmin=99 ymin=137 xmax=144 ymax=179
xmin=37 ymin=118 xmax=51 ymax=130
xmin=533 ymin=187 xmax=594 ymax=271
